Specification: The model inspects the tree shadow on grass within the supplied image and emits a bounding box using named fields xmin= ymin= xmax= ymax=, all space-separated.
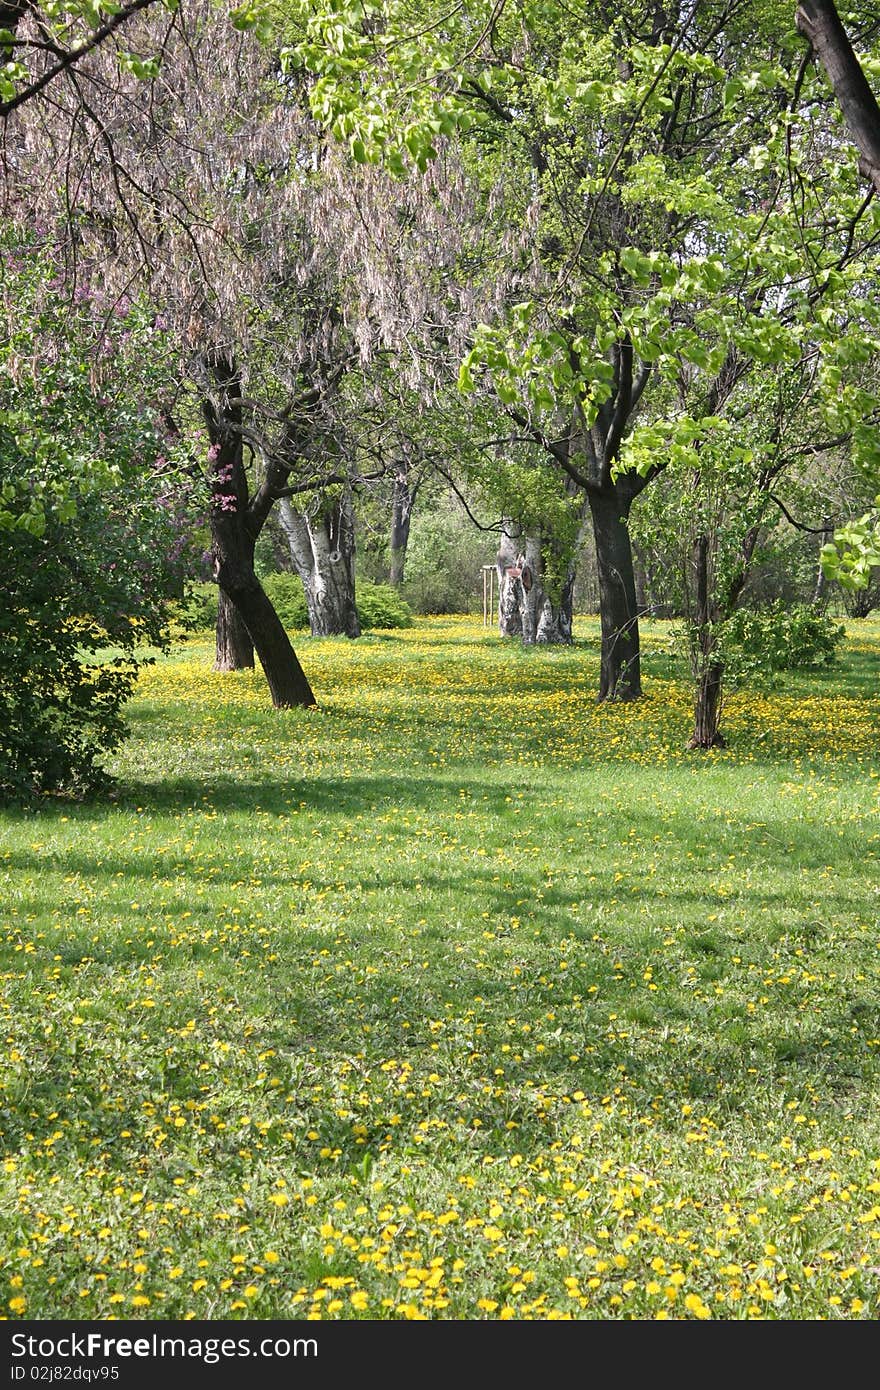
xmin=1 ymin=921 xmax=877 ymax=1178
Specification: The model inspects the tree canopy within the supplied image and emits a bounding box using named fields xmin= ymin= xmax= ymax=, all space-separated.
xmin=2 ymin=0 xmax=880 ymax=790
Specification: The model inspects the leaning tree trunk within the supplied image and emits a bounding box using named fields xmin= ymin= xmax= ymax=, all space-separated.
xmin=214 ymin=589 xmax=254 ymax=671
xmin=587 ymin=486 xmax=643 ymax=700
xmin=688 ymin=534 xmax=725 ymax=749
xmin=203 ymin=363 xmax=315 ymax=708
xmin=796 ymin=2 xmax=880 ymax=197
xmin=211 ymin=512 xmax=316 ymax=708
xmin=278 ymin=492 xmax=360 ymax=638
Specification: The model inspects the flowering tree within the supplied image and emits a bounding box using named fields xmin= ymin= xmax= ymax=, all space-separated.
xmin=0 ymin=0 xmax=167 ymax=117
xmin=6 ymin=0 xmax=497 ymax=693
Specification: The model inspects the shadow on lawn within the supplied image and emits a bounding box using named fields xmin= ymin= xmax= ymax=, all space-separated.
xmin=1 ymin=922 xmax=876 ymax=1175
xmin=4 ymin=781 xmax=877 ymax=1170
xmin=5 ymin=773 xmax=869 ymax=907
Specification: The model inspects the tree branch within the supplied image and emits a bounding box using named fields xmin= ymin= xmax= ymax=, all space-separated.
xmin=796 ymin=0 xmax=880 ymax=196
xmin=767 ymin=490 xmax=837 ymax=533
xmin=0 ymin=0 xmax=162 ymax=118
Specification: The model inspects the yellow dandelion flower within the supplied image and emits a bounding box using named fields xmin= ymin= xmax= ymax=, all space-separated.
xmin=684 ymin=1293 xmax=711 ymax=1319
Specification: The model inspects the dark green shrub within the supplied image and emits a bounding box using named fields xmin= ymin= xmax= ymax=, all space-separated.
xmin=177 ymin=574 xmax=412 ymax=637
xmin=262 ymin=572 xmax=309 ymax=629
xmin=178 ymin=574 xmax=310 ymax=633
xmin=357 ymin=582 xmax=413 ymax=630
xmin=177 ymin=581 xmax=219 ymax=632
xmin=0 ymin=238 xmax=191 ymax=799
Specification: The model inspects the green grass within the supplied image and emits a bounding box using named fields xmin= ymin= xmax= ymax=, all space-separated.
xmin=1 ymin=616 xmax=879 ymax=1320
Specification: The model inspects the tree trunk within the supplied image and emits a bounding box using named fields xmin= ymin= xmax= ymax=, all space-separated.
xmin=796 ymin=1 xmax=880 ymax=196
xmin=214 ymin=589 xmax=254 ymax=671
xmin=813 ymin=517 xmax=833 ymax=609
xmin=587 ymin=487 xmax=643 ymax=700
xmin=211 ymin=512 xmax=316 ymax=708
xmin=278 ymin=492 xmax=360 ymax=638
xmin=203 ymin=363 xmax=315 ymax=708
xmin=633 ymin=549 xmax=650 ymax=615
xmin=519 ymin=537 xmax=574 ymax=644
xmin=687 ymin=534 xmax=725 ymax=749
xmin=844 ymin=583 xmax=878 ymax=618
xmin=689 ymin=660 xmax=726 ymax=750
xmin=496 ymin=528 xmax=523 ymax=638
xmin=389 ymin=470 xmax=413 ymax=587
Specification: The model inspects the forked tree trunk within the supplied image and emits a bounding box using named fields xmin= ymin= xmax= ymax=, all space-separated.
xmin=688 ymin=534 xmax=725 ymax=749
xmin=587 ymin=487 xmax=642 ymax=700
xmin=278 ymin=492 xmax=360 ymax=638
xmin=845 ymin=584 xmax=879 ymax=618
xmin=496 ymin=534 xmax=573 ymax=644
xmin=214 ymin=589 xmax=254 ymax=671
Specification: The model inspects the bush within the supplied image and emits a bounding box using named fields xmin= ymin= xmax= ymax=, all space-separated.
xmin=721 ymin=602 xmax=844 ymax=677
xmin=179 ymin=575 xmax=412 ymax=635
xmin=262 ymin=572 xmax=309 ymax=629
xmin=178 ymin=581 xmax=219 ymax=632
xmin=178 ymin=574 xmax=309 ymax=633
xmin=356 ymin=582 xmax=413 ymax=630
xmin=0 ymin=240 xmax=191 ymax=799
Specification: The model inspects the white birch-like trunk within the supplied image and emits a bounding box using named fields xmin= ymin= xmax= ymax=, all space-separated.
xmin=278 ymin=491 xmax=360 ymax=638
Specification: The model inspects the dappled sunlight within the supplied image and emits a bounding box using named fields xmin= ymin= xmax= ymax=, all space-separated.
xmin=1 ymin=618 xmax=879 ymax=1319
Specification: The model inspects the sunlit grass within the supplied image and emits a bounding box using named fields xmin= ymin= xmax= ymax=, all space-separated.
xmin=1 ymin=616 xmax=879 ymax=1319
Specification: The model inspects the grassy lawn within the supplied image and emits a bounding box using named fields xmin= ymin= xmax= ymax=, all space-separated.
xmin=1 ymin=615 xmax=879 ymax=1320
